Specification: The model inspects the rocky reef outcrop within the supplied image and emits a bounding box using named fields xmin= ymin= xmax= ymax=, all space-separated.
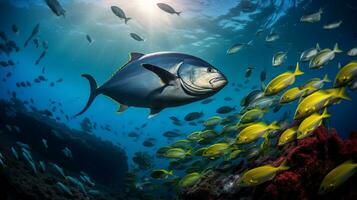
xmin=0 ymin=99 xmax=128 ymax=200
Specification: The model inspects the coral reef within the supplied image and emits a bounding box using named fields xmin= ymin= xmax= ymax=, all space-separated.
xmin=0 ymin=99 xmax=128 ymax=200
xmin=180 ymin=126 xmax=357 ymax=200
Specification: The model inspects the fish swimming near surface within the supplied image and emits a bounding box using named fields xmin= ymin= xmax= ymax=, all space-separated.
xmin=75 ymin=52 xmax=227 ymax=118
xmin=309 ymin=43 xmax=342 ymax=69
xmin=35 ymin=50 xmax=47 ymax=65
xmin=300 ymin=8 xmax=323 ymax=23
xmin=86 ymin=34 xmax=93 ymax=44
xmin=24 ymin=23 xmax=40 ymax=47
xmin=157 ymin=3 xmax=181 ymax=15
xmin=227 ymin=41 xmax=252 ymax=55
xmin=111 ymin=6 xmax=131 ymax=24
xmin=300 ymin=43 xmax=320 ymax=61
xmin=45 ymin=0 xmax=66 ymax=17
xmin=130 ymin=33 xmax=144 ymax=41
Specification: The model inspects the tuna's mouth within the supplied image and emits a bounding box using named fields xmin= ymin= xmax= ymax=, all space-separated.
xmin=209 ymin=76 xmax=228 ymax=88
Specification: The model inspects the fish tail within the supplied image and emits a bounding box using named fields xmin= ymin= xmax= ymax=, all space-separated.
xmin=168 ymin=170 xmax=174 ymax=175
xmin=294 ymin=62 xmax=304 ymax=76
xmin=277 ymin=159 xmax=289 ymax=171
xmin=318 ymin=8 xmax=323 ymax=14
xmin=335 ymin=87 xmax=351 ymax=101
xmin=321 ymin=108 xmax=330 ymax=119
xmin=333 ymin=43 xmax=342 ymax=53
xmin=125 ymin=18 xmax=131 ymax=24
xmin=74 ymin=74 xmax=99 ymax=117
xmin=269 ymin=121 xmax=280 ymax=130
xmin=316 ymin=43 xmax=321 ymax=51
xmin=176 ymin=11 xmax=181 ymax=16
xmin=323 ymin=74 xmax=331 ymax=82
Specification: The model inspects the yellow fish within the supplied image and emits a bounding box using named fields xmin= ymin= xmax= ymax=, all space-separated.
xmin=225 ymin=149 xmax=243 ymax=161
xmin=150 ymin=169 xmax=173 ymax=179
xmin=163 ymin=148 xmax=191 ymax=159
xmin=297 ymin=108 xmax=330 ymax=139
xmin=204 ymin=116 xmax=222 ymax=127
xmin=280 ymin=87 xmax=309 ymax=104
xmin=187 ymin=131 xmax=201 ymax=141
xmin=301 ymin=74 xmax=331 ymax=96
xmin=239 ymin=108 xmax=266 ymax=124
xmin=334 ymin=61 xmax=357 ymax=88
xmin=319 ymin=160 xmax=357 ymax=194
xmin=239 ymin=160 xmax=289 ymax=187
xmin=202 ymin=143 xmax=230 ymax=158
xmin=278 ymin=126 xmax=298 ymax=146
xmin=265 ymin=63 xmax=304 ymax=96
xmin=236 ymin=122 xmax=279 ymax=144
xmin=179 ymin=172 xmax=201 ymax=187
xmin=294 ymin=87 xmax=350 ymax=120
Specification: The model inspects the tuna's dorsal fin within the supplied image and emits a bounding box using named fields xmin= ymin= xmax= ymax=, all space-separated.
xmin=172 ymin=61 xmax=183 ymax=74
xmin=142 ymin=64 xmax=177 ymax=85
xmin=129 ymin=52 xmax=144 ymax=62
xmin=148 ymin=108 xmax=163 ymax=118
xmin=117 ymin=104 xmax=129 ymax=113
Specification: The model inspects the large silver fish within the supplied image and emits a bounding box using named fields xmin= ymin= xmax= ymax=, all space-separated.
xmin=76 ymin=52 xmax=227 ymax=118
xmin=45 ymin=0 xmax=66 ymax=17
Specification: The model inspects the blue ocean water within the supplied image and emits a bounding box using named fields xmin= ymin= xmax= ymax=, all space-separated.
xmin=1 ymin=0 xmax=357 ymax=199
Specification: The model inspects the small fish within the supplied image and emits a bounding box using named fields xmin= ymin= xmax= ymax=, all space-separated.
xmin=272 ymin=51 xmax=287 ymax=67
xmin=347 ymin=47 xmax=357 ymax=56
xmin=169 ymin=116 xmax=180 ymax=121
xmin=42 ymin=139 xmax=48 ymax=149
xmin=184 ymin=112 xmax=203 ymax=121
xmin=239 ymin=160 xmax=289 ymax=187
xmin=163 ymin=131 xmax=182 ymax=138
xmin=56 ymin=182 xmax=73 ymax=196
xmin=319 ymin=160 xmax=357 ymax=194
xmin=179 ymin=172 xmax=201 ymax=187
xmin=39 ymin=161 xmax=46 ymax=172
xmin=130 ymin=33 xmax=144 ymax=41
xmin=260 ymin=69 xmax=267 ymax=82
xmin=163 ymin=148 xmax=190 ymax=159
xmin=33 ymin=38 xmax=39 ymax=48
xmin=297 ymin=108 xmax=330 ymax=139
xmin=24 ymin=23 xmax=40 ymax=47
xmin=224 ymin=97 xmax=233 ymax=101
xmin=157 ymin=3 xmax=181 ymax=15
xmin=12 ymin=24 xmax=19 ymax=34
xmin=51 ymin=163 xmax=66 ymax=178
xmin=45 ymin=0 xmax=66 ymax=17
xmin=227 ymin=41 xmax=252 ymax=55
xmin=111 ymin=6 xmax=131 ymax=24
xmin=42 ymin=41 xmax=48 ymax=50
xmin=202 ymin=143 xmax=231 ymax=158
xmin=280 ymin=87 xmax=309 ymax=104
xmin=265 ymin=63 xmax=304 ymax=96
xmin=239 ymin=108 xmax=266 ymax=124
xmin=245 ymin=66 xmax=254 ymax=78
xmin=294 ymin=88 xmax=350 ymax=120
xmin=35 ymin=50 xmax=47 ymax=65
xmin=300 ymin=43 xmax=320 ymax=61
xmin=56 ymin=78 xmax=63 ymax=83
xmin=201 ymin=98 xmax=214 ymax=104
xmin=309 ymin=43 xmax=342 ymax=69
xmin=216 ymin=106 xmax=235 ymax=114
xmin=265 ymin=32 xmax=279 ymax=42
xmin=236 ymin=121 xmax=279 ymax=144
xmin=323 ymin=20 xmax=342 ymax=30
xmin=86 ymin=34 xmax=93 ymax=44
xmin=150 ymin=169 xmax=173 ymax=179
xmin=334 ymin=61 xmax=357 ymax=88
xmin=301 ymin=74 xmax=331 ymax=95
xmin=278 ymin=126 xmax=298 ymax=146
xmin=300 ymin=8 xmax=323 ymax=23
xmin=204 ymin=116 xmax=222 ymax=127
xmin=11 ymin=147 xmax=19 ymax=160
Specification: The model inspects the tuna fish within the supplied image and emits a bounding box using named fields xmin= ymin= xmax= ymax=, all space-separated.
xmin=76 ymin=52 xmax=227 ymax=118
xmin=45 ymin=0 xmax=66 ymax=17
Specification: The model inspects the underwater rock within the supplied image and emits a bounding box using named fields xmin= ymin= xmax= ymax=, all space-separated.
xmin=0 ymin=100 xmax=128 ymax=199
xmin=180 ymin=126 xmax=357 ymax=200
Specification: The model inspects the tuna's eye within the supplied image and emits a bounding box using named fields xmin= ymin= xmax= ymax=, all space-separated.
xmin=207 ymin=67 xmax=213 ymax=73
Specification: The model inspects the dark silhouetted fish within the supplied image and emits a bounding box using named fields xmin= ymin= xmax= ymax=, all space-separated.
xmin=86 ymin=34 xmax=93 ymax=44
xmin=8 ymin=60 xmax=15 ymax=66
xmin=38 ymin=75 xmax=46 ymax=81
xmin=34 ymin=78 xmax=40 ymax=83
xmin=33 ymin=38 xmax=39 ymax=48
xmin=50 ymin=82 xmax=55 ymax=87
xmin=216 ymin=106 xmax=236 ymax=114
xmin=75 ymin=52 xmax=227 ymax=118
xmin=260 ymin=69 xmax=267 ymax=82
xmin=56 ymin=78 xmax=63 ymax=83
xmin=26 ymin=81 xmax=31 ymax=87
xmin=169 ymin=116 xmax=180 ymax=122
xmin=130 ymin=33 xmax=144 ymax=41
xmin=6 ymin=72 xmax=12 ymax=77
xmin=42 ymin=41 xmax=48 ymax=50
xmin=163 ymin=131 xmax=182 ymax=138
xmin=12 ymin=24 xmax=19 ymax=34
xmin=24 ymin=24 xmax=40 ymax=47
xmin=201 ymin=98 xmax=214 ymax=104
xmin=45 ymin=0 xmax=66 ymax=17
xmin=184 ymin=112 xmax=203 ymax=121
xmin=245 ymin=66 xmax=254 ymax=78
xmin=111 ymin=6 xmax=131 ymax=24
xmin=35 ymin=50 xmax=46 ymax=65
xmin=0 ymin=61 xmax=8 ymax=67
xmin=20 ymin=82 xmax=26 ymax=87
xmin=0 ymin=32 xmax=8 ymax=42
xmin=157 ymin=3 xmax=181 ymax=15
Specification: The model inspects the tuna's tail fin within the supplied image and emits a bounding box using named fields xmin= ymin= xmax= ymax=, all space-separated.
xmin=74 ymin=74 xmax=99 ymax=117
xmin=125 ymin=18 xmax=131 ymax=24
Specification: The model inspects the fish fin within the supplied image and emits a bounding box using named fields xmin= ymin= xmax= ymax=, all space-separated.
xmin=338 ymin=62 xmax=342 ymax=69
xmin=278 ymin=160 xmax=289 ymax=171
xmin=74 ymin=74 xmax=99 ymax=117
xmin=172 ymin=61 xmax=183 ymax=74
xmin=321 ymin=108 xmax=330 ymax=119
xmin=117 ymin=104 xmax=129 ymax=113
xmin=318 ymin=8 xmax=323 ymax=14
xmin=316 ymin=43 xmax=321 ymax=51
xmin=269 ymin=121 xmax=280 ymax=130
xmin=294 ymin=62 xmax=304 ymax=76
xmin=129 ymin=52 xmax=144 ymax=62
xmin=335 ymin=87 xmax=351 ymax=101
xmin=333 ymin=43 xmax=342 ymax=53
xmin=322 ymin=74 xmax=331 ymax=82
xmin=125 ymin=17 xmax=131 ymax=24
xmin=148 ymin=108 xmax=163 ymax=118
xmin=142 ymin=64 xmax=177 ymax=85
xmin=168 ymin=170 xmax=174 ymax=175
xmin=176 ymin=11 xmax=181 ymax=16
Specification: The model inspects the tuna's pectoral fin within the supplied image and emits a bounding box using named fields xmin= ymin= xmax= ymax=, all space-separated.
xmin=117 ymin=104 xmax=129 ymax=113
xmin=129 ymin=52 xmax=144 ymax=62
xmin=142 ymin=64 xmax=177 ymax=85
xmin=148 ymin=108 xmax=163 ymax=119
